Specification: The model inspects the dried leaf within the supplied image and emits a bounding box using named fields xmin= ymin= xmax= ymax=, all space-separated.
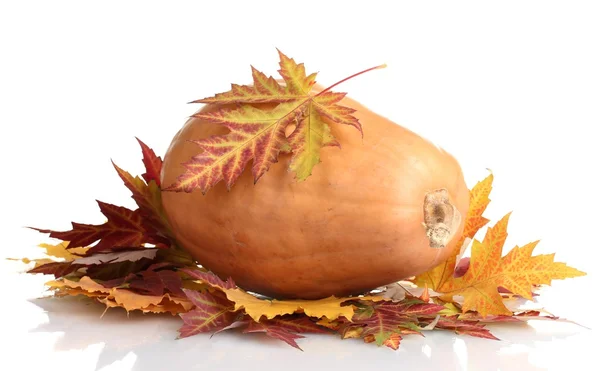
xmin=178 ymin=289 xmax=237 ymax=338
xmin=129 ymin=269 xmax=185 ymax=297
xmin=215 ymin=314 xmax=329 ymax=350
xmin=28 ymin=261 xmax=82 ymax=278
xmin=243 ymin=321 xmax=306 ymax=351
xmin=136 ymin=137 xmax=163 ymax=186
xmin=187 ymin=270 xmax=383 ymax=322
xmin=224 ymin=288 xmax=359 ymax=322
xmin=112 ymin=163 xmax=166 ymax=227
xmin=340 ymin=299 xmax=444 ymax=348
xmin=437 ymin=214 xmax=586 ymax=317
xmin=181 ymin=268 xmax=236 ymax=290
xmin=33 ymin=202 xmax=153 ymax=253
xmin=49 ymin=276 xmax=191 ymax=314
xmin=38 ymin=241 xmax=88 ymax=261
xmin=433 ymin=316 xmax=499 ymax=340
xmin=112 ymin=140 xmax=171 ymax=243
xmin=165 ymin=50 xmax=385 ymax=194
xmin=266 ymin=315 xmax=331 ymax=335
xmin=73 ymin=249 xmax=158 ymax=265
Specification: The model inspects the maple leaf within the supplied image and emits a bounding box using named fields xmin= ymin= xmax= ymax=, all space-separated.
xmin=129 ymin=269 xmax=185 ymax=297
xmin=26 ymin=244 xmax=159 ymax=280
xmin=340 ymin=299 xmax=444 ymax=348
xmin=242 ymin=320 xmax=305 ymax=351
xmin=180 ymin=268 xmax=236 ymax=290
xmin=436 ymin=214 xmax=586 ymax=317
xmin=28 ymin=261 xmax=82 ymax=278
xmin=38 ymin=241 xmax=88 ymax=261
xmin=112 ymin=139 xmax=172 ymax=242
xmin=136 ymin=137 xmax=163 ymax=186
xmin=432 ymin=316 xmax=499 ymax=340
xmin=178 ymin=289 xmax=238 ymax=338
xmin=165 ymin=49 xmax=385 ymax=194
xmin=214 ymin=314 xmax=330 ymax=350
xmin=456 ymin=309 xmax=571 ymax=325
xmin=186 ymin=269 xmax=384 ymax=322
xmin=33 ymin=201 xmax=160 ymax=253
xmin=414 ymin=172 xmax=494 ymax=291
xmin=48 ymin=276 xmax=192 ymax=315
xmin=224 ymin=287 xmax=365 ymax=322
xmin=20 ymin=242 xmax=88 ymax=277
xmin=73 ymin=248 xmax=158 ymax=265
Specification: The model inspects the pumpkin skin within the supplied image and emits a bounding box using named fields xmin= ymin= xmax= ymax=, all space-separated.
xmin=160 ymin=88 xmax=470 ymax=299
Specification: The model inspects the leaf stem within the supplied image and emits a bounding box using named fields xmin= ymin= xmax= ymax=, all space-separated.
xmin=315 ymin=64 xmax=387 ymax=97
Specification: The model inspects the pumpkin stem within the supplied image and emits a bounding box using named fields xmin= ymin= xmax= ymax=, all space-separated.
xmin=423 ymin=189 xmax=462 ymax=249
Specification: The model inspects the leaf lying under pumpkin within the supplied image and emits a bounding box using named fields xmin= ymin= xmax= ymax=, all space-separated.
xmin=184 ymin=268 xmax=384 ymax=322
xmin=165 ymin=50 xmax=386 ymax=194
xmin=48 ymin=276 xmax=193 ymax=315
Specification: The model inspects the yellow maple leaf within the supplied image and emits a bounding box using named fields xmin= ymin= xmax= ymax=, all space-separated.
xmin=39 ymin=241 xmax=88 ymax=261
xmin=224 ymin=288 xmax=358 ymax=322
xmin=9 ymin=241 xmax=88 ymax=268
xmin=15 ymin=257 xmax=54 ymax=268
xmin=48 ymin=276 xmax=193 ymax=315
xmin=185 ymin=269 xmax=385 ymax=322
xmin=414 ymin=172 xmax=494 ymax=291
xmin=436 ymin=214 xmax=586 ymax=317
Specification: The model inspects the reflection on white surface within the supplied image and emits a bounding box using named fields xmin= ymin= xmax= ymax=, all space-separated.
xmin=3 ymin=279 xmax=592 ymax=371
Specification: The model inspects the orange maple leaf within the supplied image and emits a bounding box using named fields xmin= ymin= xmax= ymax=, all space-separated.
xmin=436 ymin=213 xmax=585 ymax=317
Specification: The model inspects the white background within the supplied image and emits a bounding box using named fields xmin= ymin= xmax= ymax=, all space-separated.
xmin=1 ymin=1 xmax=598 ymax=370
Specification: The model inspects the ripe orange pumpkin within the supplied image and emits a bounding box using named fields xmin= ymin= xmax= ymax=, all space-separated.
xmin=160 ymin=87 xmax=470 ymax=300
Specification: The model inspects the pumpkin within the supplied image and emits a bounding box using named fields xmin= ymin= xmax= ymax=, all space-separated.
xmin=160 ymin=86 xmax=470 ymax=300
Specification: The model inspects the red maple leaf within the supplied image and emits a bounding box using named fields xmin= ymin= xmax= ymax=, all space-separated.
xmin=136 ymin=137 xmax=163 ymax=186
xmin=432 ymin=316 xmax=499 ymax=340
xmin=180 ymin=268 xmax=236 ymax=290
xmin=178 ymin=289 xmax=237 ymax=338
xmin=340 ymin=299 xmax=444 ymax=349
xmin=129 ymin=269 xmax=184 ymax=297
xmin=33 ymin=201 xmax=167 ymax=253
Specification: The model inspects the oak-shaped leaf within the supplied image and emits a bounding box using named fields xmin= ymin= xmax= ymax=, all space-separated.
xmin=166 ymin=49 xmax=385 ymax=194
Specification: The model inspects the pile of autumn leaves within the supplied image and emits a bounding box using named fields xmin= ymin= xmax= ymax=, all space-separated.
xmin=16 ymin=140 xmax=585 ymax=351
